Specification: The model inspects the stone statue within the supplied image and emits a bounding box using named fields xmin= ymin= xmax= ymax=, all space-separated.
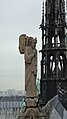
xmin=24 ymin=37 xmax=37 ymax=98
xmin=18 ymin=35 xmax=43 ymax=119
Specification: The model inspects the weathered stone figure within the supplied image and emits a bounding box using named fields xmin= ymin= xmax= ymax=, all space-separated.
xmin=25 ymin=37 xmax=37 ymax=97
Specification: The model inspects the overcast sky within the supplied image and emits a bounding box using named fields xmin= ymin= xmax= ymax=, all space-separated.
xmin=0 ymin=0 xmax=43 ymax=91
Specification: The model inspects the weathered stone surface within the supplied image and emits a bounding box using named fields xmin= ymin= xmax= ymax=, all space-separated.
xmin=26 ymin=98 xmax=38 ymax=107
xmin=19 ymin=34 xmax=27 ymax=54
xmin=25 ymin=37 xmax=37 ymax=98
xmin=17 ymin=107 xmax=45 ymax=119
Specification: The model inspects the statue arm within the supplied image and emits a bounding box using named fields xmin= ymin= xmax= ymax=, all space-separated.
xmin=35 ymin=49 xmax=37 ymax=66
xmin=25 ymin=46 xmax=34 ymax=64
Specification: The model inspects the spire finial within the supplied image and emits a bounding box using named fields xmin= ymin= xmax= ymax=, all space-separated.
xmin=42 ymin=0 xmax=44 ymax=24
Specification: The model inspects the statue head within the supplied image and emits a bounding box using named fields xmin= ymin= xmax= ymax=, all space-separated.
xmin=27 ymin=37 xmax=37 ymax=49
xmin=19 ymin=34 xmax=37 ymax=54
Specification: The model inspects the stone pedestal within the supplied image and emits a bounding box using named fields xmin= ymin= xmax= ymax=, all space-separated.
xmin=17 ymin=97 xmax=46 ymax=119
xmin=26 ymin=97 xmax=38 ymax=107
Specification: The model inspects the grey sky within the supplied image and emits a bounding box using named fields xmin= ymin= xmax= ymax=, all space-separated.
xmin=0 ymin=0 xmax=43 ymax=91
